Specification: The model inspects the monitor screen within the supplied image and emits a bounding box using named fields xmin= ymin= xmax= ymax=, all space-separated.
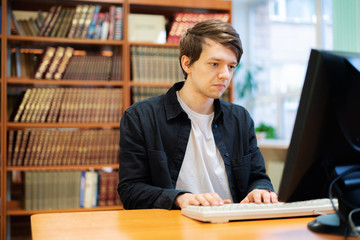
xmin=277 ymin=49 xmax=360 ymax=236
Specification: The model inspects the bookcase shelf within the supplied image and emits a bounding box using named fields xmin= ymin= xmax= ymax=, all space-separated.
xmin=7 ymin=122 xmax=120 ymax=128
xmin=7 ymin=77 xmax=124 ymax=86
xmin=129 ymin=0 xmax=231 ymax=10
xmin=8 ymin=35 xmax=124 ymax=45
xmin=7 ymin=200 xmax=124 ymax=216
xmin=7 ymin=164 xmax=119 ymax=171
xmin=1 ymin=0 xmax=232 ymax=238
xmin=130 ymin=41 xmax=179 ymax=47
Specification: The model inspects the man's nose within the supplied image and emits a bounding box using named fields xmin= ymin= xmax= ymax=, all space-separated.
xmin=218 ymin=66 xmax=231 ymax=79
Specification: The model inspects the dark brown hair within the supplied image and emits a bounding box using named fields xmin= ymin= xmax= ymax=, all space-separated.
xmin=179 ymin=19 xmax=243 ymax=79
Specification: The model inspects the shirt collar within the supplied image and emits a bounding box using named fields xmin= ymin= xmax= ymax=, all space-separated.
xmin=164 ymin=81 xmax=223 ymax=122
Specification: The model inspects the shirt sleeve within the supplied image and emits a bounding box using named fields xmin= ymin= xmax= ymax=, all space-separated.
xmin=117 ymin=110 xmax=188 ymax=209
xmin=247 ymin=116 xmax=275 ymax=193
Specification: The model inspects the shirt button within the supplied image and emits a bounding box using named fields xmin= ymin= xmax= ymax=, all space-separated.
xmin=213 ymin=124 xmax=218 ymax=128
xmin=224 ymin=153 xmax=229 ymax=157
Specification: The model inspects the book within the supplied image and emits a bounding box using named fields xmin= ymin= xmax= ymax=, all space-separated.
xmin=108 ymin=6 xmax=116 ymax=40
xmin=44 ymin=47 xmax=65 ymax=79
xmin=7 ymin=130 xmax=15 ymax=166
xmin=113 ymin=6 xmax=123 ymax=40
xmin=10 ymin=11 xmax=23 ymax=35
xmin=38 ymin=5 xmax=58 ymax=36
xmin=74 ymin=5 xmax=90 ymax=38
xmin=24 ymin=171 xmax=33 ymax=210
xmin=57 ymin=8 xmax=75 ymax=38
xmin=34 ymin=47 xmax=56 ymax=79
xmin=86 ymin=5 xmax=101 ymax=39
xmin=67 ymin=5 xmax=84 ymax=38
xmin=53 ymin=47 xmax=74 ymax=80
xmin=49 ymin=8 xmax=67 ymax=37
xmin=28 ymin=18 xmax=40 ymax=35
xmin=100 ymin=12 xmax=110 ymax=40
xmin=83 ymin=171 xmax=98 ymax=208
xmin=128 ymin=14 xmax=166 ymax=43
xmin=16 ymin=129 xmax=30 ymax=166
xmin=80 ymin=5 xmax=96 ymax=38
xmin=43 ymin=6 xmax=62 ymax=36
xmin=93 ymin=12 xmax=104 ymax=39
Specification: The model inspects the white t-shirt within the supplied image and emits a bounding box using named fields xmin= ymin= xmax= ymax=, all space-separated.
xmin=175 ymin=92 xmax=233 ymax=201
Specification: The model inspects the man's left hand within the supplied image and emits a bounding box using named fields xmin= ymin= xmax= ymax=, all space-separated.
xmin=240 ymin=189 xmax=278 ymax=204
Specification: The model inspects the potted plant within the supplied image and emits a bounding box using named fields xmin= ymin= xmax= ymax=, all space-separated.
xmin=255 ymin=122 xmax=276 ymax=139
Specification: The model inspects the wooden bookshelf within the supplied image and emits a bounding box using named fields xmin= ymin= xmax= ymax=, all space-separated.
xmin=0 ymin=0 xmax=233 ymax=239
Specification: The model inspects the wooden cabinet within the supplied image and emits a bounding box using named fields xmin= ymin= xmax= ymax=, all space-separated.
xmin=0 ymin=0 xmax=232 ymax=238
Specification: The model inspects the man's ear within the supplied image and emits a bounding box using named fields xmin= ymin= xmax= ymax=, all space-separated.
xmin=181 ymin=55 xmax=191 ymax=74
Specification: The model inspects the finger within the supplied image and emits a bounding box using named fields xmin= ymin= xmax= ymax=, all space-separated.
xmin=188 ymin=198 xmax=200 ymax=206
xmin=270 ymin=192 xmax=278 ymax=203
xmin=206 ymin=193 xmax=224 ymax=205
xmin=223 ymin=199 xmax=232 ymax=204
xmin=176 ymin=193 xmax=200 ymax=209
xmin=262 ymin=191 xmax=271 ymax=204
xmin=195 ymin=194 xmax=210 ymax=206
xmin=240 ymin=196 xmax=250 ymax=203
xmin=253 ymin=191 xmax=262 ymax=204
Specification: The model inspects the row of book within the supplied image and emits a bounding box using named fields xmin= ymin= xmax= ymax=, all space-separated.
xmin=11 ymin=46 xmax=122 ymax=81
xmin=131 ymin=46 xmax=183 ymax=83
xmin=7 ymin=129 xmax=119 ymax=167
xmin=132 ymin=86 xmax=230 ymax=103
xmin=132 ymin=87 xmax=169 ymax=103
xmin=24 ymin=170 xmax=121 ymax=210
xmin=167 ymin=12 xmax=230 ymax=43
xmin=12 ymin=88 xmax=123 ymax=123
xmin=12 ymin=4 xmax=123 ymax=40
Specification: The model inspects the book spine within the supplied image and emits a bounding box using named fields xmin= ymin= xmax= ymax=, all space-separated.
xmin=114 ymin=6 xmax=123 ymax=40
xmin=34 ymin=47 xmax=56 ymax=79
xmin=16 ymin=129 xmax=30 ymax=166
xmin=74 ymin=5 xmax=89 ymax=38
xmin=50 ymin=8 xmax=67 ymax=37
xmin=67 ymin=5 xmax=84 ymax=38
xmin=108 ymin=6 xmax=116 ymax=40
xmin=44 ymin=47 xmax=65 ymax=79
xmin=58 ymin=8 xmax=75 ymax=38
xmin=10 ymin=11 xmax=23 ymax=35
xmin=43 ymin=6 xmax=62 ymax=37
xmin=7 ymin=130 xmax=15 ymax=166
xmin=38 ymin=5 xmax=57 ymax=36
xmin=80 ymin=5 xmax=96 ymax=39
xmin=100 ymin=13 xmax=110 ymax=40
xmin=86 ymin=5 xmax=101 ymax=39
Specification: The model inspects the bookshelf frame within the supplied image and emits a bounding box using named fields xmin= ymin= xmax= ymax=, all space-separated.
xmin=0 ymin=0 xmax=232 ymax=239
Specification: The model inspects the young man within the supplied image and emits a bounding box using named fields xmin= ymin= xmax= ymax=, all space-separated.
xmin=118 ymin=19 xmax=278 ymax=209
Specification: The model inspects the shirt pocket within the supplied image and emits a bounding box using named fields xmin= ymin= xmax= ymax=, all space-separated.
xmin=231 ymin=153 xmax=252 ymax=195
xmin=147 ymin=149 xmax=172 ymax=188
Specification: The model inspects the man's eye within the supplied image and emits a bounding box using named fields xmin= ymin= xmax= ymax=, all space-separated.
xmin=210 ymin=63 xmax=218 ymax=66
xmin=229 ymin=65 xmax=236 ymax=71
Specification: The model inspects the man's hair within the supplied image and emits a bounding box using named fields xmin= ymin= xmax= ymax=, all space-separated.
xmin=179 ymin=19 xmax=243 ymax=79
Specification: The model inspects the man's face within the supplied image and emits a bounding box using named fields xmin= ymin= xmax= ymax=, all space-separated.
xmin=182 ymin=39 xmax=238 ymax=100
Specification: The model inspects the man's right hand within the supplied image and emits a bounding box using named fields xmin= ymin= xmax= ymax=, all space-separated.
xmin=175 ymin=192 xmax=231 ymax=209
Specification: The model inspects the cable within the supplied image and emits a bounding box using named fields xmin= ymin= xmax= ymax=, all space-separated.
xmin=328 ymin=165 xmax=360 ymax=239
xmin=348 ymin=208 xmax=360 ymax=238
xmin=328 ymin=165 xmax=360 ymax=223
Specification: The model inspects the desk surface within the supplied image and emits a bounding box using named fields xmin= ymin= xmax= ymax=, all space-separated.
xmin=31 ymin=209 xmax=348 ymax=240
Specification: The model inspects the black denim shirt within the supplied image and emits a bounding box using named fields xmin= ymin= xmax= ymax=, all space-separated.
xmin=118 ymin=81 xmax=274 ymax=209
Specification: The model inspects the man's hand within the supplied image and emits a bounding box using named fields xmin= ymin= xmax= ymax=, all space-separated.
xmin=175 ymin=193 xmax=232 ymax=209
xmin=240 ymin=189 xmax=278 ymax=204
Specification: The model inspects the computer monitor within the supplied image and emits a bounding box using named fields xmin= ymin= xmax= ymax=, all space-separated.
xmin=277 ymin=49 xmax=360 ymax=236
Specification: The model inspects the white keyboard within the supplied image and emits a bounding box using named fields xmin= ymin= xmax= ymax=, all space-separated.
xmin=181 ymin=198 xmax=338 ymax=223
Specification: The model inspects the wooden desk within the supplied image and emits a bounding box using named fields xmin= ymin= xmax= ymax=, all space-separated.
xmin=31 ymin=209 xmax=350 ymax=240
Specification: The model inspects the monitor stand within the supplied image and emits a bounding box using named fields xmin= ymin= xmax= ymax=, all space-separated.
xmin=308 ymin=213 xmax=356 ymax=236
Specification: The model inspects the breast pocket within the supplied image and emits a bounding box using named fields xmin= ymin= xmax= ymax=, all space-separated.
xmin=147 ymin=149 xmax=172 ymax=188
